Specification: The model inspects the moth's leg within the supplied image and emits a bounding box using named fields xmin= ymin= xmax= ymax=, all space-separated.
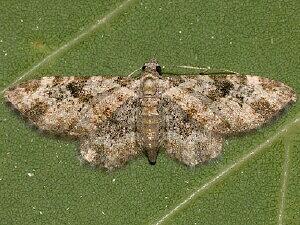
xmin=164 ymin=131 xmax=224 ymax=166
xmin=79 ymin=132 xmax=141 ymax=170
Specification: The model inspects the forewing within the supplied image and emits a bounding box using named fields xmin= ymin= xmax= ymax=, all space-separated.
xmin=162 ymin=74 xmax=296 ymax=135
xmin=5 ymin=76 xmax=140 ymax=137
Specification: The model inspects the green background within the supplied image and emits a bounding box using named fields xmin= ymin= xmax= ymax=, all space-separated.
xmin=0 ymin=0 xmax=299 ymax=224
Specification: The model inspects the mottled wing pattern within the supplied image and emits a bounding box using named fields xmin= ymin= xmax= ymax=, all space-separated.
xmin=4 ymin=68 xmax=297 ymax=169
xmin=163 ymin=74 xmax=296 ymax=135
xmin=5 ymin=76 xmax=142 ymax=170
xmin=5 ymin=76 xmax=139 ymax=137
xmin=161 ymin=98 xmax=223 ymax=166
xmin=161 ymin=74 xmax=296 ymax=166
xmin=80 ymin=96 xmax=141 ymax=170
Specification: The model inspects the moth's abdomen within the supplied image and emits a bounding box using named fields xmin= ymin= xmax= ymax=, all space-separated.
xmin=138 ymin=77 xmax=161 ymax=164
xmin=140 ymin=98 xmax=160 ymax=147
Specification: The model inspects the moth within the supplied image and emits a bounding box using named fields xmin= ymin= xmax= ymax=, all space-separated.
xmin=5 ymin=59 xmax=296 ymax=170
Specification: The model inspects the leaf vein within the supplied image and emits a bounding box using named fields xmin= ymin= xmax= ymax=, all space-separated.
xmin=278 ymin=140 xmax=290 ymax=225
xmin=0 ymin=0 xmax=136 ymax=94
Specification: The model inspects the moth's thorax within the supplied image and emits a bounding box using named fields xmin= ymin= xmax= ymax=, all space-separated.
xmin=138 ymin=72 xmax=161 ymax=164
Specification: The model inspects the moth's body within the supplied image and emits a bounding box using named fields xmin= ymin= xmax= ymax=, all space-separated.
xmin=4 ymin=59 xmax=296 ymax=170
xmin=137 ymin=62 xmax=162 ymax=164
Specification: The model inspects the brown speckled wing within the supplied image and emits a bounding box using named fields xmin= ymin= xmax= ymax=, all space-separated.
xmin=162 ymin=98 xmax=223 ymax=166
xmin=5 ymin=76 xmax=140 ymax=137
xmin=163 ymin=74 xmax=296 ymax=135
xmin=79 ymin=96 xmax=142 ymax=170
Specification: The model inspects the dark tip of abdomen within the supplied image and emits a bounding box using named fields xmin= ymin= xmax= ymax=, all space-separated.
xmin=149 ymin=160 xmax=156 ymax=165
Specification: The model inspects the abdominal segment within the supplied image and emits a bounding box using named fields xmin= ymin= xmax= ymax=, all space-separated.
xmin=140 ymin=110 xmax=160 ymax=150
xmin=137 ymin=76 xmax=162 ymax=163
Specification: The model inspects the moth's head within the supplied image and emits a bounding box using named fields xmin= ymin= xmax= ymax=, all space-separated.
xmin=142 ymin=59 xmax=162 ymax=76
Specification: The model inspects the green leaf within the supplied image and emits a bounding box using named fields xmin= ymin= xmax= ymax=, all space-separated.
xmin=0 ymin=1 xmax=299 ymax=225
